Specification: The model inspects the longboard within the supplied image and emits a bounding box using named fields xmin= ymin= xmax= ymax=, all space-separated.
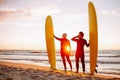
xmin=88 ymin=2 xmax=98 ymax=75
xmin=45 ymin=15 xmax=56 ymax=69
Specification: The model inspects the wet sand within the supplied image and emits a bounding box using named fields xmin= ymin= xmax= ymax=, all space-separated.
xmin=0 ymin=61 xmax=120 ymax=80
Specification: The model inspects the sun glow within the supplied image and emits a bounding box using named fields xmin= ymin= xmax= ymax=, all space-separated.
xmin=66 ymin=45 xmax=70 ymax=52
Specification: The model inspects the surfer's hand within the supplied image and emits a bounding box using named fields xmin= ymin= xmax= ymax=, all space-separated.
xmin=77 ymin=35 xmax=80 ymax=38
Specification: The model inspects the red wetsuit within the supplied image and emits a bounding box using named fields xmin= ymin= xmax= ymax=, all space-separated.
xmin=54 ymin=36 xmax=72 ymax=71
xmin=71 ymin=36 xmax=89 ymax=72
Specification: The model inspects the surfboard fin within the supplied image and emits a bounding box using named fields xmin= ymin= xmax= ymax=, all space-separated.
xmin=95 ymin=69 xmax=97 ymax=73
xmin=95 ymin=64 xmax=98 ymax=73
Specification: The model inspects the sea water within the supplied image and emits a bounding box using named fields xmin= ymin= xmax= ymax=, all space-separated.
xmin=0 ymin=50 xmax=120 ymax=77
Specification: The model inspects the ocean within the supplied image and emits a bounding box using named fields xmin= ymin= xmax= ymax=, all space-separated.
xmin=0 ymin=50 xmax=120 ymax=77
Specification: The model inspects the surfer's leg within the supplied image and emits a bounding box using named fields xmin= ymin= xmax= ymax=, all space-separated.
xmin=66 ymin=55 xmax=72 ymax=71
xmin=75 ymin=55 xmax=79 ymax=73
xmin=61 ymin=54 xmax=66 ymax=71
xmin=81 ymin=56 xmax=85 ymax=72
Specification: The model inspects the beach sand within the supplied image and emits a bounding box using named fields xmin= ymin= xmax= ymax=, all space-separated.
xmin=0 ymin=61 xmax=120 ymax=80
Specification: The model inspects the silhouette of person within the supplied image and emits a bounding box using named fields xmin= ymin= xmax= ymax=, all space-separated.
xmin=71 ymin=31 xmax=89 ymax=73
xmin=54 ymin=33 xmax=72 ymax=71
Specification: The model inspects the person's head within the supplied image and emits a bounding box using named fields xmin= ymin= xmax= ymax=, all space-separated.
xmin=79 ymin=31 xmax=84 ymax=38
xmin=62 ymin=33 xmax=67 ymax=38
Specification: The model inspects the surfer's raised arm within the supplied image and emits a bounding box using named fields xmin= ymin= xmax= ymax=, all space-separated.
xmin=54 ymin=35 xmax=61 ymax=41
xmin=71 ymin=35 xmax=79 ymax=41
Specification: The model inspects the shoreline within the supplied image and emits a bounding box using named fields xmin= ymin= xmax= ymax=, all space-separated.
xmin=0 ymin=61 xmax=120 ymax=80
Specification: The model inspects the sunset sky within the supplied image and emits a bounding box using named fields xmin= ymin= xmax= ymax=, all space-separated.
xmin=0 ymin=0 xmax=120 ymax=50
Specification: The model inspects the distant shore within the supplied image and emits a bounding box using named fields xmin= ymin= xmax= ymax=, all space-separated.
xmin=0 ymin=61 xmax=119 ymax=80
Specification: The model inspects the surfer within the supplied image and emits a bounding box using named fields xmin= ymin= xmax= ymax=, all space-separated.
xmin=54 ymin=33 xmax=72 ymax=72
xmin=71 ymin=31 xmax=89 ymax=73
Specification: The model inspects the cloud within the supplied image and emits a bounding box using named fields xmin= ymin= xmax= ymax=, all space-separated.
xmin=0 ymin=0 xmax=64 ymax=21
xmin=29 ymin=7 xmax=60 ymax=17
xmin=0 ymin=5 xmax=61 ymax=20
xmin=100 ymin=9 xmax=120 ymax=17
xmin=0 ymin=8 xmax=31 ymax=20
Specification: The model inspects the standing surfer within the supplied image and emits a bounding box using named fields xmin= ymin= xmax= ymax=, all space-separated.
xmin=54 ymin=33 xmax=72 ymax=72
xmin=71 ymin=31 xmax=89 ymax=73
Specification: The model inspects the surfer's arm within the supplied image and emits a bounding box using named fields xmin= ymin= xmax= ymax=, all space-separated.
xmin=85 ymin=40 xmax=89 ymax=47
xmin=54 ymin=35 xmax=61 ymax=41
xmin=71 ymin=36 xmax=78 ymax=41
xmin=86 ymin=43 xmax=90 ymax=47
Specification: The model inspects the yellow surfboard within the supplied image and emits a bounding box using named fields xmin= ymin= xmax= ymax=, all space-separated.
xmin=45 ymin=15 xmax=56 ymax=69
xmin=88 ymin=2 xmax=98 ymax=75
